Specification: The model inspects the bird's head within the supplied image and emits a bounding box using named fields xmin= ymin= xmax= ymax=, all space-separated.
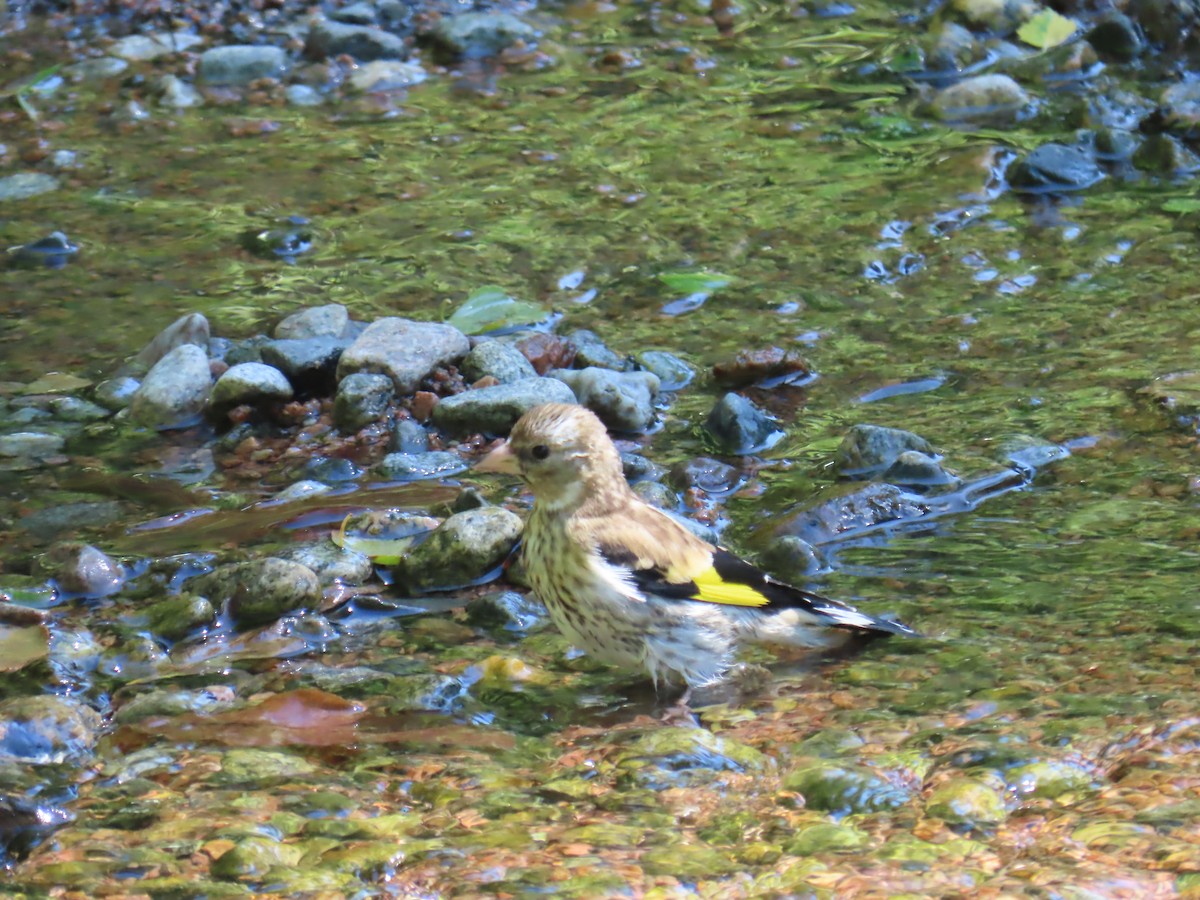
xmin=476 ymin=403 xmax=626 ymax=512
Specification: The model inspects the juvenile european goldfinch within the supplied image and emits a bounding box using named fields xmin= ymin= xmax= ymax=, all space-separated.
xmin=476 ymin=403 xmax=915 ymax=690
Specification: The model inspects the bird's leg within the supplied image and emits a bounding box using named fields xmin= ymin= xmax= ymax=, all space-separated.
xmin=658 ymin=685 xmax=699 ymax=727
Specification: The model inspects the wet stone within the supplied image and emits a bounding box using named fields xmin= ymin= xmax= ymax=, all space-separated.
xmin=278 ymin=542 xmax=374 ymax=585
xmin=432 ymin=12 xmax=538 ymax=59
xmin=1132 ymin=134 xmax=1200 ymax=174
xmin=210 ymin=363 xmax=293 ymax=412
xmin=883 ymin=450 xmax=959 ymax=487
xmin=928 ymin=74 xmax=1030 ymax=124
xmin=273 ymin=480 xmax=333 ymax=503
xmin=144 ymin=593 xmax=215 ymax=642
xmin=389 ymin=417 xmax=430 ymax=453
xmin=1087 ymin=12 xmax=1145 ymax=61
xmin=334 ymin=372 xmax=394 ymax=432
xmin=551 ymin=367 xmax=659 ymax=432
xmin=669 ymin=457 xmax=739 ymax=494
xmin=635 ymin=350 xmax=694 ymax=390
xmin=615 ymin=728 xmax=768 ymax=789
xmin=336 ymin=317 xmax=470 ymax=394
xmin=48 ymin=396 xmax=109 ymax=422
xmin=375 ymin=450 xmax=467 ymax=481
xmin=759 ymin=535 xmax=821 ymax=582
xmin=786 ymin=822 xmax=871 ymax=855
xmin=158 ymin=74 xmax=202 ymax=108
xmin=0 ymin=432 xmax=65 ymax=460
xmin=37 ymin=542 xmax=123 ymax=598
xmin=835 ymin=423 xmax=935 ymax=476
xmin=1009 ymin=142 xmax=1104 ymax=194
xmin=1007 ymin=760 xmax=1095 ymax=799
xmin=223 ymin=334 xmax=271 ymax=366
xmin=213 ymin=747 xmax=320 ymax=786
xmin=777 ymin=482 xmax=931 ymax=543
xmin=92 ymin=376 xmax=141 ymax=411
xmin=621 ymin=452 xmax=665 ymax=483
xmin=20 ymin=501 xmax=124 ymax=540
xmin=925 ymin=777 xmax=1008 ymax=826
xmin=0 ymin=695 xmax=101 ymax=764
xmin=129 ymin=343 xmax=212 ymax=429
xmin=211 ymin=834 xmax=303 ymax=879
xmin=712 ymin=346 xmax=812 ymax=388
xmin=0 ymin=173 xmax=61 ymax=202
xmin=705 ymin=392 xmax=784 ymax=454
xmin=432 ymin=377 xmax=577 ymax=436
xmin=784 ymin=762 xmax=915 ymax=815
xmin=302 ymin=455 xmax=363 ymax=483
xmin=6 ymin=231 xmax=78 ymax=269
xmin=108 ymin=30 xmax=203 ymax=61
xmin=306 ymin=17 xmax=407 ymax=61
xmin=199 ymin=45 xmax=290 ymax=86
xmin=129 ymin=312 xmax=210 ymax=375
xmin=397 ymin=507 xmax=522 ymax=592
xmin=275 ymin=304 xmax=350 ymax=340
xmin=194 ymin=558 xmax=322 ymax=628
xmin=285 ymin=84 xmax=324 ymax=106
xmin=261 ymin=336 xmax=352 ymax=394
xmin=348 ymin=60 xmax=427 ymax=91
xmin=568 ymin=329 xmax=628 ymax=371
xmin=466 ymin=590 xmax=548 ymax=632
xmin=632 ymin=480 xmax=677 ymax=510
xmin=460 ymin=340 xmax=538 ymax=384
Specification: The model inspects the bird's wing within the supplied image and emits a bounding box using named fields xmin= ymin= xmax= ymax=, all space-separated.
xmin=578 ymin=505 xmax=916 ymax=636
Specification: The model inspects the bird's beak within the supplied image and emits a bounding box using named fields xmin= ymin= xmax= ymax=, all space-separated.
xmin=475 ymin=440 xmax=520 ymax=475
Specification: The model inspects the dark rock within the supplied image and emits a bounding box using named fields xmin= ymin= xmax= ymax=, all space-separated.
xmin=0 ymin=432 xmax=65 ymax=460
xmin=775 ymin=483 xmax=931 ymax=544
xmin=224 ymin=334 xmax=272 ymax=366
xmin=302 ymin=455 xmax=363 ymax=483
xmin=758 ymin=535 xmax=821 ymax=583
xmin=1086 ymin=13 xmax=1145 ymax=61
xmin=635 ymin=350 xmax=694 ymax=390
xmin=261 ymin=336 xmax=352 ymax=394
xmin=1009 ymin=143 xmax=1104 ymax=194
xmin=835 ymin=424 xmax=935 ymax=476
xmin=882 ymin=450 xmax=959 ymax=487
xmin=93 ymin=376 xmax=141 ymax=411
xmin=306 ymin=16 xmax=407 ymax=61
xmin=6 ymin=231 xmax=78 ymax=269
xmin=1132 ymin=134 xmax=1200 ymax=173
xmin=621 ymin=452 xmax=666 ymax=483
xmin=705 ymin=393 xmax=784 ymax=455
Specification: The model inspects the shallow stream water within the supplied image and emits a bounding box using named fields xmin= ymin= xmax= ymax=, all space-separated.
xmin=2 ymin=0 xmax=1199 ymax=896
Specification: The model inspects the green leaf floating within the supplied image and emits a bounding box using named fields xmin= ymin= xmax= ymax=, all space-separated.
xmin=1162 ymin=198 xmax=1200 ymax=214
xmin=446 ymin=286 xmax=550 ymax=335
xmin=1017 ymin=9 xmax=1077 ymax=49
xmin=657 ymin=271 xmax=734 ymax=293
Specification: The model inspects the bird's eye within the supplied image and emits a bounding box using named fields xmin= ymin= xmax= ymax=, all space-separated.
xmin=531 ymin=444 xmax=550 ymax=460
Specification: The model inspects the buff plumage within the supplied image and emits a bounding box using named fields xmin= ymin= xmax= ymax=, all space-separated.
xmin=476 ymin=403 xmax=915 ymax=689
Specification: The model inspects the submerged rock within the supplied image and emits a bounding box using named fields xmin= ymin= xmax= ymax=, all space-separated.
xmin=36 ymin=542 xmax=124 ymax=597
xmin=194 ymin=558 xmax=321 ymax=628
xmin=928 ymin=74 xmax=1030 ymax=123
xmin=0 ymin=695 xmax=101 ymax=764
xmin=306 ymin=16 xmax=407 ymax=61
xmin=0 ymin=432 xmax=65 ymax=461
xmin=835 ymin=423 xmax=935 ymax=476
xmin=785 ymin=762 xmax=914 ymax=814
xmin=635 ymin=350 xmax=694 ymax=390
xmin=397 ymin=507 xmax=522 ymax=592
xmin=705 ymin=392 xmax=784 ymax=454
xmin=568 ymin=329 xmax=628 ymax=371
xmin=926 ymin=777 xmax=1008 ymax=826
xmin=0 ymin=173 xmax=61 ymax=202
xmin=129 ymin=344 xmax=212 ymax=429
xmin=144 ymin=593 xmax=215 ymax=641
xmin=1009 ymin=143 xmax=1104 ymax=194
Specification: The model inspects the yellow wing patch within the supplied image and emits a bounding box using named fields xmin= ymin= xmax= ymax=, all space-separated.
xmin=691 ymin=565 xmax=770 ymax=608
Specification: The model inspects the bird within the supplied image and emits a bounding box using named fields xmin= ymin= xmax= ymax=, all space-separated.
xmin=475 ymin=403 xmax=916 ymax=694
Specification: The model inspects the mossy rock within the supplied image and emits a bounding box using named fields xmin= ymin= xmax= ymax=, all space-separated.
xmin=925 ymin=778 xmax=1007 ymax=826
